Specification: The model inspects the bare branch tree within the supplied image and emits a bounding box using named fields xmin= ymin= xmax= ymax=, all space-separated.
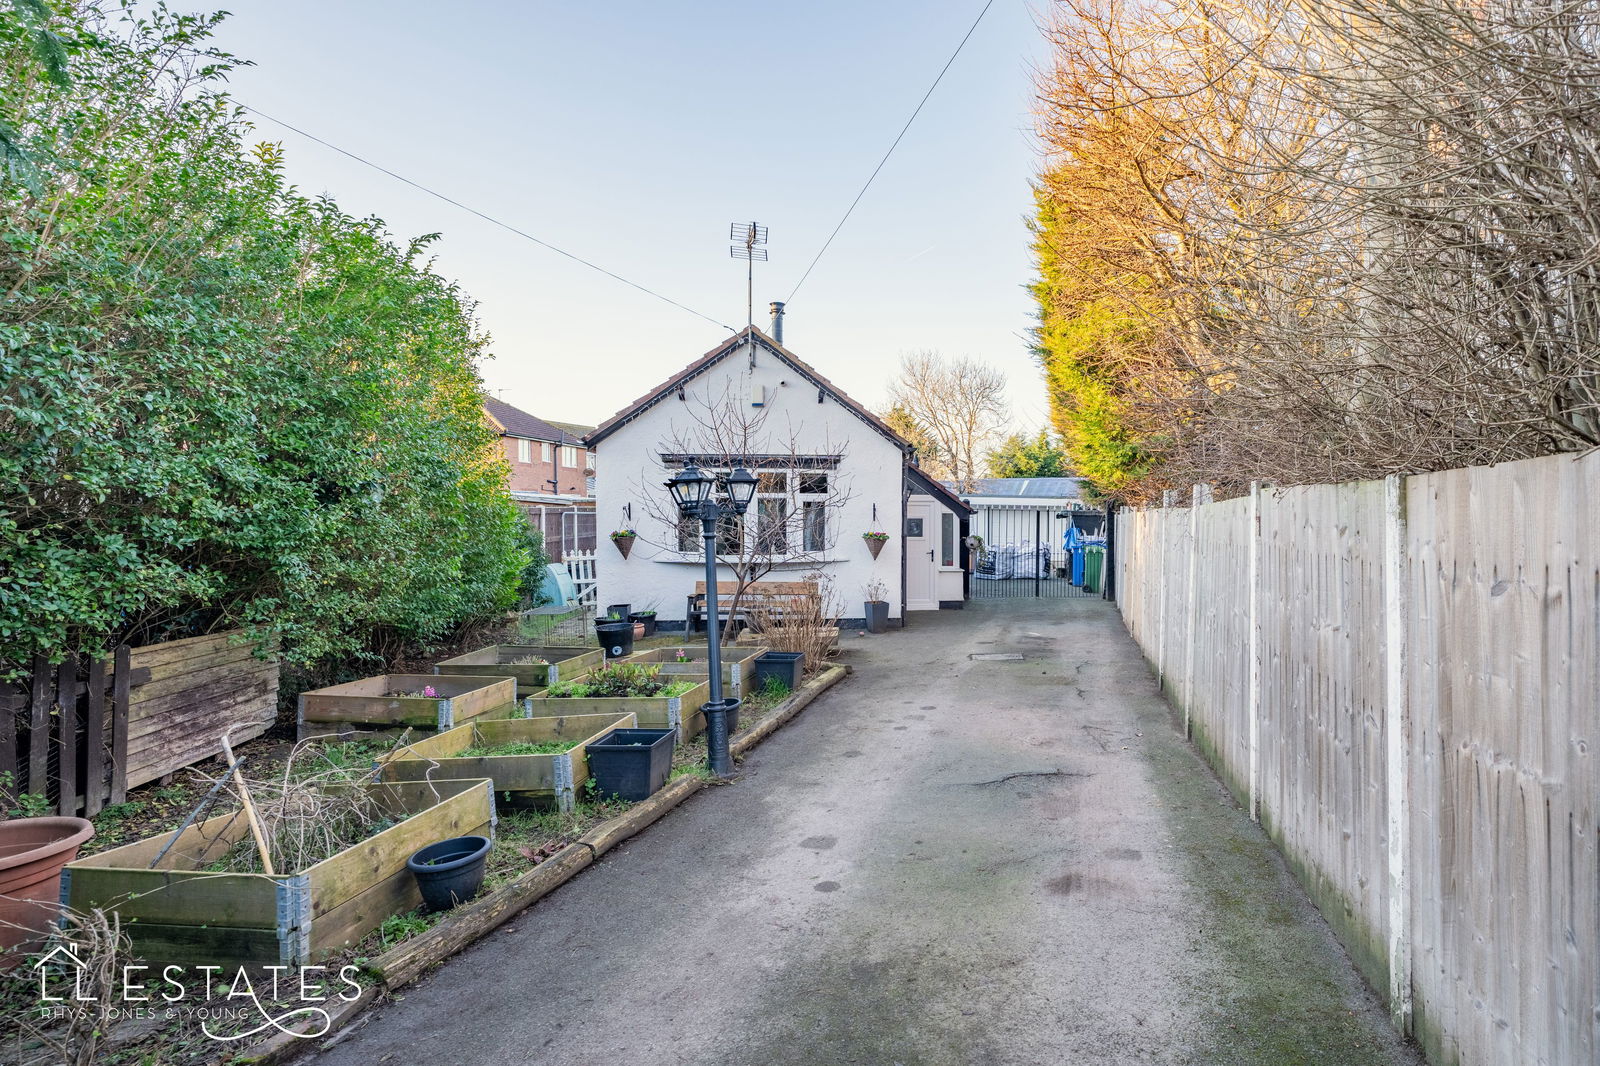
xmin=886 ymin=351 xmax=1009 ymax=490
xmin=630 ymin=384 xmax=857 ymax=642
xmin=1032 ymin=0 xmax=1600 ymax=499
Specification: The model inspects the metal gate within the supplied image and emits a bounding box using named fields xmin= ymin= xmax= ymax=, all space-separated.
xmin=967 ymin=505 xmax=1108 ymax=599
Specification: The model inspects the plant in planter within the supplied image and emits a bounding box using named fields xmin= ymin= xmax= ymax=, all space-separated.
xmin=609 ymin=528 xmax=638 ymax=558
xmin=863 ymin=578 xmax=890 ymax=634
xmin=547 ymin=662 xmax=694 ymax=700
xmin=628 ymin=599 xmax=661 ymax=637
xmin=527 ymin=662 xmax=712 ymax=742
xmin=385 ymin=684 xmax=439 ymax=698
xmin=862 ymin=530 xmax=891 ymax=559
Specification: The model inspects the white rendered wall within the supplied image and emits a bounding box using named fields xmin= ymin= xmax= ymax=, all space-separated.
xmin=593 ymin=338 xmax=905 ymax=626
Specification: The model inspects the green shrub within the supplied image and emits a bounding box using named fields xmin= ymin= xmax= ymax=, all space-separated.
xmin=0 ymin=4 xmax=524 ymax=673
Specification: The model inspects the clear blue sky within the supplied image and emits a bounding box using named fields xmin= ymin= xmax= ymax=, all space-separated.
xmin=209 ymin=1 xmax=1052 ymax=429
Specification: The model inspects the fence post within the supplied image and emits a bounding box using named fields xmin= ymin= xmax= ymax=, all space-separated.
xmin=1247 ymin=481 xmax=1262 ymax=822
xmin=1156 ymin=490 xmax=1178 ymax=690
xmin=1182 ymin=484 xmax=1212 ymax=737
xmin=1382 ymin=473 xmax=1413 ymax=1033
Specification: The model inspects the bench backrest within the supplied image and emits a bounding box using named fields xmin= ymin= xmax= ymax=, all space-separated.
xmin=692 ymin=580 xmax=819 ymax=601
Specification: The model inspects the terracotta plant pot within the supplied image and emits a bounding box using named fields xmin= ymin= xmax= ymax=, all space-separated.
xmin=864 ymin=535 xmax=887 ymax=559
xmin=611 ymin=535 xmax=635 ymax=559
xmin=0 ymin=817 xmax=94 ymax=970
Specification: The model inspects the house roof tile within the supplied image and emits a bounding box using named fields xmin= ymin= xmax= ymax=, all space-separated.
xmin=484 ymin=398 xmax=586 ymax=446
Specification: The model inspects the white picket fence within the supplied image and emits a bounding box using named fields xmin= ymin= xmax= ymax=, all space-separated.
xmin=1115 ymin=450 xmax=1598 ymax=1066
xmin=564 ymin=549 xmax=598 ymax=608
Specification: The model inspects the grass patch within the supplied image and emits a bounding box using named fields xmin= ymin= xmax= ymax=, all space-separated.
xmin=459 ymin=739 xmax=577 ymax=757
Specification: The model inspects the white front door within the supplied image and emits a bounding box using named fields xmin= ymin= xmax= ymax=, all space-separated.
xmin=905 ymin=502 xmax=936 ymax=610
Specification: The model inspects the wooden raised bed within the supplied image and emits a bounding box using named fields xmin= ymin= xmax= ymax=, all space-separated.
xmin=526 ymin=677 xmax=712 ymax=744
xmin=433 ymin=643 xmax=603 ymax=696
xmin=297 ymin=674 xmax=517 ymax=740
xmin=376 ymin=712 xmax=636 ymax=811
xmin=624 ymin=644 xmax=768 ymax=698
xmin=62 ymin=778 xmax=495 ymax=966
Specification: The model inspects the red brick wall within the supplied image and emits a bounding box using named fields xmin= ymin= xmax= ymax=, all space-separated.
xmin=500 ymin=435 xmax=590 ymax=495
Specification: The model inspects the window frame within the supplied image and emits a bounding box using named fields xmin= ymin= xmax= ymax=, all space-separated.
xmin=516 ymin=438 xmax=531 ymax=464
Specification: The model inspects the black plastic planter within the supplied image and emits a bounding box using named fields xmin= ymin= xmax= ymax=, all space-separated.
xmin=595 ymin=621 xmax=635 ymax=659
xmin=753 ymin=652 xmax=804 ymax=693
xmin=605 ymin=603 xmax=632 ymax=621
xmin=407 ymin=835 xmax=491 ymax=912
xmin=864 ymin=600 xmax=889 ymax=634
xmin=586 ymin=728 xmax=676 ymax=800
xmin=629 ymin=612 xmax=658 ymax=637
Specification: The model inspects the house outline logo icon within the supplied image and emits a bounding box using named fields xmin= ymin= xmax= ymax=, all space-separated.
xmin=32 ymin=944 xmax=84 ymax=971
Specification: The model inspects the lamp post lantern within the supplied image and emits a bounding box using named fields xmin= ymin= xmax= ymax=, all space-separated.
xmin=666 ymin=462 xmax=756 ymax=777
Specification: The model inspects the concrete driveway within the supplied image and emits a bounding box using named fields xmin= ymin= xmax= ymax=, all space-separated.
xmin=308 ymin=598 xmax=1421 ymax=1066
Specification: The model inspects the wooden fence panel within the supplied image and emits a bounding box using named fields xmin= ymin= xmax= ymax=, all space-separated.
xmin=2 ymin=630 xmax=276 ymax=813
xmin=1114 ymin=450 xmax=1598 ymax=1066
xmin=1256 ymin=480 xmax=1392 ymax=994
xmin=1405 ymin=452 xmax=1599 ymax=1066
xmin=124 ymin=631 xmax=277 ymax=790
xmin=1188 ymin=496 xmax=1252 ymax=800
xmin=0 ymin=650 xmax=128 ymax=815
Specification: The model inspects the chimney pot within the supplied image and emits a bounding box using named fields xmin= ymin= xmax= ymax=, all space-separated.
xmin=769 ymin=301 xmax=786 ymax=345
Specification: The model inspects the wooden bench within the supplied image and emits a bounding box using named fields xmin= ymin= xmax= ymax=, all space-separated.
xmin=687 ymin=580 xmax=820 ymax=635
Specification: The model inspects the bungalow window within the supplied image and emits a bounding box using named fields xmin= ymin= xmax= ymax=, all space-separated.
xmin=717 ymin=512 xmax=743 ymax=555
xmin=941 ymin=512 xmax=956 ymax=566
xmin=802 ymin=500 xmax=827 ymax=552
xmin=676 ymin=514 xmax=699 ymax=553
xmin=676 ymin=508 xmax=744 ymax=555
xmin=756 ymin=498 xmax=789 ymax=553
xmin=517 ymin=439 xmax=531 ymax=464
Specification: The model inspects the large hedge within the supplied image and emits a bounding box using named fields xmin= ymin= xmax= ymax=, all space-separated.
xmin=0 ymin=4 xmax=526 ymax=670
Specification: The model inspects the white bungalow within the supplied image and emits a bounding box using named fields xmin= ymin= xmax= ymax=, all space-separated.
xmin=584 ymin=325 xmax=972 ymax=629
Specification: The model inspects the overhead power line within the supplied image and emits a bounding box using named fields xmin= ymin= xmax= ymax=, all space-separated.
xmin=785 ymin=0 xmax=996 ymax=304
xmin=237 ymin=104 xmax=736 ymax=332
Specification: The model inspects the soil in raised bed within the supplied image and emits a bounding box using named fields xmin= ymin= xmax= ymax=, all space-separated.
xmin=458 ymin=739 xmax=578 ymax=758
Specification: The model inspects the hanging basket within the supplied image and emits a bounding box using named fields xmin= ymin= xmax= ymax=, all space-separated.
xmin=612 ymin=534 xmax=636 ymax=559
xmin=863 ymin=535 xmax=888 ymax=560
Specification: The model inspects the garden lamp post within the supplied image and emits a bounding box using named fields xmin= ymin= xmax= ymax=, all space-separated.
xmin=666 ymin=462 xmax=758 ymax=777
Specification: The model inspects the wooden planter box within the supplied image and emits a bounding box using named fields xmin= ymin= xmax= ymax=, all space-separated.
xmin=297 ymin=673 xmax=517 ymax=740
xmin=376 ymin=712 xmax=636 ymax=812
xmin=525 ymin=677 xmax=712 ymax=744
xmin=434 ymin=644 xmax=603 ymax=696
xmin=623 ymin=645 xmax=768 ymax=698
xmin=62 ymin=778 xmax=495 ymax=966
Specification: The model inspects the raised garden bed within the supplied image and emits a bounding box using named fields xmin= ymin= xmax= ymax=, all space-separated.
xmin=376 ymin=713 xmax=636 ymax=812
xmin=433 ymin=644 xmax=604 ymax=696
xmin=61 ymin=778 xmax=495 ymax=966
xmin=297 ymin=674 xmax=518 ymax=740
xmin=624 ymin=644 xmax=769 ymax=698
xmin=525 ymin=666 xmax=712 ymax=744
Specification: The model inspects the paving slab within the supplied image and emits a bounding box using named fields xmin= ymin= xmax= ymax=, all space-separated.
xmin=306 ymin=598 xmax=1423 ymax=1066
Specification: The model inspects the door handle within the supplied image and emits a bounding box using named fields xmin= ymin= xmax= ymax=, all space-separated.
xmin=928 ymin=550 xmax=935 ymax=560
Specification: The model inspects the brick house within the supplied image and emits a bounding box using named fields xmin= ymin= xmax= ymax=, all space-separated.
xmin=484 ymin=397 xmax=596 ymax=559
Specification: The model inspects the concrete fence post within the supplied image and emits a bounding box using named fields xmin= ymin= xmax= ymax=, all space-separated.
xmin=1382 ymin=473 xmax=1413 ymax=1034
